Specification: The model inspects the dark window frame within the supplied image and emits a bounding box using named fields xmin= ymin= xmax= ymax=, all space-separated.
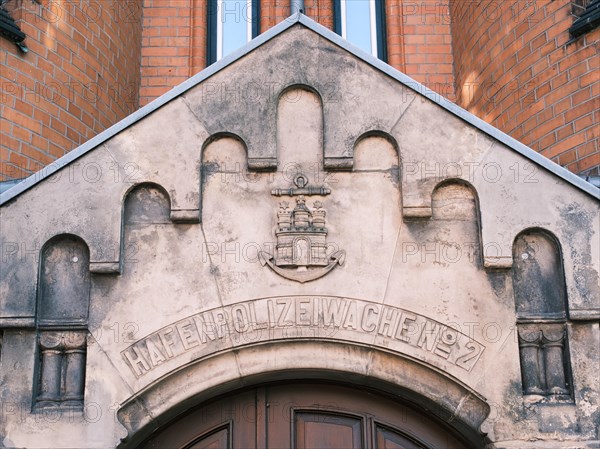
xmin=569 ymin=0 xmax=600 ymax=38
xmin=207 ymin=0 xmax=260 ymax=65
xmin=333 ymin=0 xmax=387 ymax=61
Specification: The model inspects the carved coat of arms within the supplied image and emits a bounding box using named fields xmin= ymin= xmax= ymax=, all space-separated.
xmin=259 ymin=173 xmax=345 ymax=283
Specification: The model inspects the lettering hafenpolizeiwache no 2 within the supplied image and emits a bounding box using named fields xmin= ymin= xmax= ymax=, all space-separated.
xmin=121 ymin=296 xmax=485 ymax=377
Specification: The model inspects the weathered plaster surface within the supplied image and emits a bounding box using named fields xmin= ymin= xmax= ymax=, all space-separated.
xmin=1 ymin=24 xmax=599 ymax=449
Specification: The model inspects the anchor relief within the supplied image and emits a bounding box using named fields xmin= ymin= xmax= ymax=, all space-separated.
xmin=259 ymin=173 xmax=345 ymax=283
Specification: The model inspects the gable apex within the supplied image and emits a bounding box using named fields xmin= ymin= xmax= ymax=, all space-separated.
xmin=1 ymin=13 xmax=598 ymax=205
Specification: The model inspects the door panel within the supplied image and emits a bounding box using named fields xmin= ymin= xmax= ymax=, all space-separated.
xmin=143 ymin=390 xmax=255 ymax=449
xmin=141 ymin=383 xmax=469 ymax=449
xmin=295 ymin=413 xmax=362 ymax=448
xmin=375 ymin=425 xmax=423 ymax=449
xmin=185 ymin=426 xmax=230 ymax=449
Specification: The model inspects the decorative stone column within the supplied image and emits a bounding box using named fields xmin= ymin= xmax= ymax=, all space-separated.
xmin=36 ymin=332 xmax=64 ymax=406
xmin=63 ymin=331 xmax=87 ymax=406
xmin=36 ymin=330 xmax=87 ymax=408
xmin=542 ymin=328 xmax=569 ymax=395
xmin=518 ymin=328 xmax=544 ymax=395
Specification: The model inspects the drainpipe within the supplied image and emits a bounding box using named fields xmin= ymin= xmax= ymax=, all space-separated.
xmin=291 ymin=0 xmax=304 ymax=14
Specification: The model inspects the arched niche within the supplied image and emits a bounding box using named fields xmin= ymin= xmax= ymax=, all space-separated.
xmin=512 ymin=228 xmax=567 ymax=321
xmin=120 ymin=183 xmax=172 ymax=275
xmin=431 ymin=180 xmax=480 ymax=223
xmin=36 ymin=234 xmax=90 ymax=410
xmin=353 ymin=131 xmax=400 ymax=172
xmin=201 ymin=132 xmax=248 ymax=171
xmin=352 ymin=132 xmax=401 ymax=217
xmin=123 ymin=183 xmax=172 ymax=226
xmin=200 ymin=133 xmax=249 ymax=222
xmin=512 ymin=229 xmax=571 ymax=399
xmin=403 ymin=176 xmax=481 ymax=221
xmin=276 ymin=85 xmax=324 ymax=170
xmin=404 ymin=180 xmax=482 ymax=268
xmin=37 ymin=234 xmax=91 ymax=326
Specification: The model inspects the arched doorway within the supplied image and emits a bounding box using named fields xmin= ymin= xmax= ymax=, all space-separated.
xmin=140 ymin=382 xmax=471 ymax=449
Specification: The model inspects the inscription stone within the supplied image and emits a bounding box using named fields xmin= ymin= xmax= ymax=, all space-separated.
xmin=122 ymin=296 xmax=485 ymax=377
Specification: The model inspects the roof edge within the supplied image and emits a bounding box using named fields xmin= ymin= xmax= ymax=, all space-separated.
xmin=1 ymin=13 xmax=598 ymax=205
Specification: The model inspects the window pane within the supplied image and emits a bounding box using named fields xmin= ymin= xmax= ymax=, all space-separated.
xmin=345 ymin=0 xmax=373 ymax=55
xmin=221 ymin=0 xmax=251 ymax=58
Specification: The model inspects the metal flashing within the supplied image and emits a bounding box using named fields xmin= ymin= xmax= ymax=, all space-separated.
xmin=1 ymin=13 xmax=598 ymax=205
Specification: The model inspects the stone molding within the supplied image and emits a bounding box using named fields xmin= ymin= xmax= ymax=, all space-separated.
xmin=116 ymin=341 xmax=490 ymax=449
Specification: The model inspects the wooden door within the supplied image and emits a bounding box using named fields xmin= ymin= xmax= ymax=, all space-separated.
xmin=141 ymin=383 xmax=470 ymax=449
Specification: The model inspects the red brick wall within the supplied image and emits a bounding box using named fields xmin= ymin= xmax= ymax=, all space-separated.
xmin=139 ymin=0 xmax=206 ymax=107
xmin=406 ymin=0 xmax=455 ymax=101
xmin=0 ymin=0 xmax=143 ymax=181
xmin=304 ymin=0 xmax=334 ymax=30
xmin=450 ymin=0 xmax=599 ymax=175
xmin=260 ymin=0 xmax=290 ymax=31
xmin=388 ymin=0 xmax=456 ymax=101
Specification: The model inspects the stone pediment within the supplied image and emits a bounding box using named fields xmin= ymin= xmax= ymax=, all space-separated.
xmin=1 ymin=14 xmax=597 ymax=314
xmin=1 ymin=13 xmax=599 ymax=449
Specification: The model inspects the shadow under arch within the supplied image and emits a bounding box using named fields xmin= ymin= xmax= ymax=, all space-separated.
xmin=431 ymin=178 xmax=482 ymax=222
xmin=39 ymin=232 xmax=91 ymax=261
xmin=352 ymin=130 xmax=402 ymax=213
xmin=116 ymin=341 xmax=491 ymax=449
xmin=277 ymin=82 xmax=325 ymax=104
xmin=200 ymin=131 xmax=250 ymax=177
xmin=119 ymin=182 xmax=172 ymax=272
xmin=430 ymin=178 xmax=484 ymax=265
xmin=352 ymin=129 xmax=402 ymax=170
xmin=511 ymin=226 xmax=564 ymax=258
